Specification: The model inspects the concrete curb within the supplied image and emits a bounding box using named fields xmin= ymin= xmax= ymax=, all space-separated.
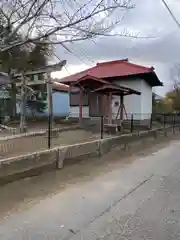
xmin=0 ymin=125 xmax=179 ymax=185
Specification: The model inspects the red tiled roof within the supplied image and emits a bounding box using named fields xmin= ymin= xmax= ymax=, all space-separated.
xmin=71 ymin=74 xmax=109 ymax=86
xmin=59 ymin=59 xmax=155 ymax=84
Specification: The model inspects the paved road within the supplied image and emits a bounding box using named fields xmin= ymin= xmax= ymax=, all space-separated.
xmin=1 ymin=140 xmax=180 ymax=239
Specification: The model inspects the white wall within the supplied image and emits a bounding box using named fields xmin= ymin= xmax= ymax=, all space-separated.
xmin=69 ymin=106 xmax=89 ymax=118
xmin=69 ymin=79 xmax=152 ymax=120
xmin=141 ymin=80 xmax=152 ymax=119
xmin=112 ymin=79 xmax=152 ymax=120
xmin=52 ymin=92 xmax=69 ymax=116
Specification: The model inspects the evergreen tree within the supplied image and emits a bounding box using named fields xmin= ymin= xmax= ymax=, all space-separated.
xmin=0 ymin=16 xmax=51 ymax=119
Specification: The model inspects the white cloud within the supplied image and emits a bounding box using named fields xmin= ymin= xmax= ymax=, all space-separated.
xmin=51 ymin=64 xmax=89 ymax=79
xmin=54 ymin=0 xmax=180 ymax=96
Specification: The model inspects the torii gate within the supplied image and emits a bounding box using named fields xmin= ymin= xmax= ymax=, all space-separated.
xmin=0 ymin=60 xmax=66 ymax=132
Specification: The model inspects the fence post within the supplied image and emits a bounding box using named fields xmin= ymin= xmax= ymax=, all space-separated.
xmin=48 ymin=114 xmax=52 ymax=149
xmin=163 ymin=114 xmax=166 ymax=128
xmin=130 ymin=114 xmax=133 ymax=133
xmin=100 ymin=116 xmax=104 ymax=139
xmin=173 ymin=114 xmax=175 ymax=134
xmin=149 ymin=114 xmax=152 ymax=129
xmin=163 ymin=114 xmax=167 ymax=136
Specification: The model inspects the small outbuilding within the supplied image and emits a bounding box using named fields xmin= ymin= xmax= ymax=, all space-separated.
xmin=60 ymin=59 xmax=163 ymax=126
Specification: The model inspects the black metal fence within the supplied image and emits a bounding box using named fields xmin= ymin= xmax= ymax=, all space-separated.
xmin=0 ymin=113 xmax=179 ymax=159
xmin=90 ymin=113 xmax=180 ymax=139
xmin=45 ymin=112 xmax=180 ymax=145
xmin=153 ymin=113 xmax=180 ymax=125
xmin=0 ymin=117 xmax=80 ymax=159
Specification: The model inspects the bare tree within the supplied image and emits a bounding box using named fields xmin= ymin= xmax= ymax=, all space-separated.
xmin=171 ymin=64 xmax=180 ymax=87
xmin=0 ymin=0 xmax=153 ymax=132
xmin=0 ymin=0 xmax=144 ymax=52
xmin=166 ymin=64 xmax=180 ymax=113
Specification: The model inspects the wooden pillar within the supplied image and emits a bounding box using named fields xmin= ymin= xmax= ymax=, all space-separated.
xmin=103 ymin=94 xmax=107 ymax=117
xmin=108 ymin=92 xmax=112 ymax=124
xmin=106 ymin=95 xmax=109 ymax=117
xmin=79 ymin=87 xmax=83 ymax=121
xmin=100 ymin=94 xmax=105 ymax=117
xmin=103 ymin=95 xmax=108 ymax=119
xmin=120 ymin=95 xmax=124 ymax=121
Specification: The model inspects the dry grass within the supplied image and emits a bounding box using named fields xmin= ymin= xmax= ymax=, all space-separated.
xmin=0 ymin=129 xmax=104 ymax=158
xmin=0 ymin=122 xmax=74 ymax=137
xmin=0 ymin=120 xmax=171 ymax=159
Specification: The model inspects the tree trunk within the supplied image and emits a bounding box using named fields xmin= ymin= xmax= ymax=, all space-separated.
xmin=10 ymin=81 xmax=17 ymax=120
xmin=20 ymin=74 xmax=27 ymax=133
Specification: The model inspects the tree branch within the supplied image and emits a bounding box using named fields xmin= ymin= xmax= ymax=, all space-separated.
xmin=0 ymin=0 xmax=137 ymax=52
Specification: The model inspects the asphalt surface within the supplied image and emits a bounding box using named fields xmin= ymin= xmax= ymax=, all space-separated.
xmin=1 ymin=140 xmax=180 ymax=239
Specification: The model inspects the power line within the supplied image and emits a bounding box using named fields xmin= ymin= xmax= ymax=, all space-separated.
xmin=161 ymin=0 xmax=180 ymax=29
xmin=54 ymin=41 xmax=92 ymax=67
xmin=61 ymin=0 xmax=122 ymax=65
xmin=70 ymin=43 xmax=95 ymax=65
xmin=61 ymin=44 xmax=91 ymax=66
xmin=53 ymin=51 xmax=72 ymax=75
xmin=64 ymin=65 xmax=71 ymax=75
xmin=53 ymin=49 xmax=91 ymax=77
xmin=54 ymin=1 xmax=142 ymax=70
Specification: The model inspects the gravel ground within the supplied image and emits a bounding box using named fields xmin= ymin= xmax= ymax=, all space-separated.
xmin=0 ymin=122 xmax=74 ymax=137
xmin=0 ymin=138 xmax=173 ymax=219
xmin=0 ymin=129 xmax=104 ymax=158
xmin=0 ymin=137 xmax=180 ymax=239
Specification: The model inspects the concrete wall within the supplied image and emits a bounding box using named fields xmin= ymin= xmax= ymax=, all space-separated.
xmin=0 ymin=125 xmax=179 ymax=184
xmin=16 ymin=92 xmax=69 ymax=117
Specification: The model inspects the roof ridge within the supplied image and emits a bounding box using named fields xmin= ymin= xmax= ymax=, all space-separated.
xmin=125 ymin=61 xmax=154 ymax=71
xmin=96 ymin=59 xmax=154 ymax=71
xmin=96 ymin=59 xmax=128 ymax=66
